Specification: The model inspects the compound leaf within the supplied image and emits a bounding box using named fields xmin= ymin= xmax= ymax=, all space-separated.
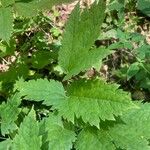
xmin=54 ymin=79 xmax=136 ymax=127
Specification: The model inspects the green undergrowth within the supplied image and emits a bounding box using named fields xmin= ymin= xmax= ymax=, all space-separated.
xmin=0 ymin=0 xmax=150 ymax=149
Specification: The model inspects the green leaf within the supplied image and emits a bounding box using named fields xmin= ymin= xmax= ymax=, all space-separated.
xmin=136 ymin=45 xmax=150 ymax=60
xmin=12 ymin=108 xmax=42 ymax=150
xmin=137 ymin=0 xmax=150 ymax=17
xmin=140 ymin=78 xmax=150 ymax=90
xmin=14 ymin=0 xmax=75 ymax=17
xmin=54 ymin=79 xmax=136 ymax=127
xmin=0 ymin=140 xmax=12 ymax=150
xmin=108 ymin=0 xmax=124 ymax=11
xmin=76 ymin=102 xmax=150 ymax=150
xmin=0 ymin=6 xmax=13 ymax=42
xmin=0 ymin=93 xmax=21 ymax=135
xmin=15 ymin=79 xmax=66 ymax=106
xmin=14 ymin=0 xmax=39 ymax=17
xmin=40 ymin=114 xmax=76 ymax=150
xmin=0 ymin=40 xmax=16 ymax=57
xmin=31 ymin=51 xmax=53 ymax=69
xmin=75 ymin=128 xmax=115 ymax=150
xmin=127 ymin=62 xmax=140 ymax=80
xmin=76 ymin=128 xmax=106 ymax=150
xmin=109 ymin=102 xmax=150 ymax=150
xmin=58 ymin=1 xmax=111 ymax=80
xmin=0 ymin=63 xmax=29 ymax=83
xmin=1 ymin=0 xmax=15 ymax=7
xmin=15 ymin=78 xmax=136 ymax=127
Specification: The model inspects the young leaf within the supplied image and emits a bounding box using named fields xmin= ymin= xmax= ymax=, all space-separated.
xmin=0 ymin=7 xmax=13 ymax=42
xmin=15 ymin=79 xmax=66 ymax=106
xmin=0 ymin=93 xmax=21 ymax=135
xmin=58 ymin=1 xmax=111 ymax=80
xmin=40 ymin=114 xmax=76 ymax=150
xmin=12 ymin=108 xmax=42 ymax=150
xmin=54 ymin=79 xmax=136 ymax=127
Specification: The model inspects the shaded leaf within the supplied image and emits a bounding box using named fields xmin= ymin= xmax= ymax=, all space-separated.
xmin=137 ymin=0 xmax=150 ymax=16
xmin=40 ymin=114 xmax=76 ymax=150
xmin=127 ymin=62 xmax=140 ymax=80
xmin=0 ymin=93 xmax=21 ymax=135
xmin=0 ymin=7 xmax=13 ymax=42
